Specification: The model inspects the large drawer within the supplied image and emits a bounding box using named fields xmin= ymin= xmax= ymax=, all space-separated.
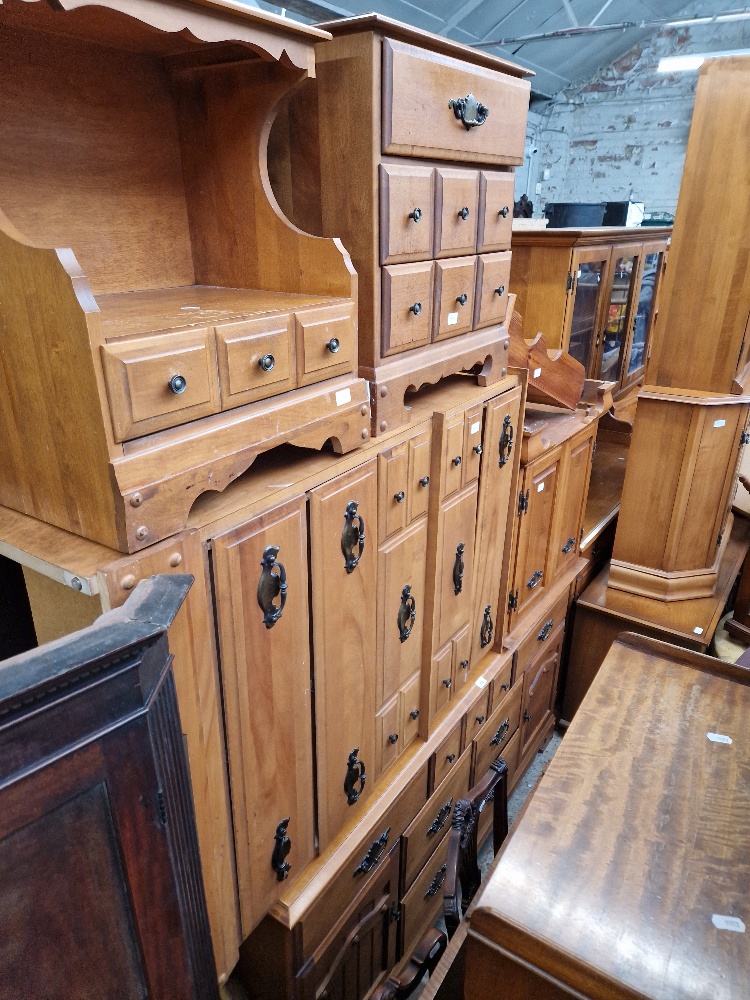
xmin=382 ymin=39 xmax=529 ymax=166
xmin=400 ymin=831 xmax=452 ymax=960
xmin=514 ymin=589 xmax=569 ymax=680
xmin=473 ymin=682 xmax=522 ymax=780
xmin=402 ymin=747 xmax=472 ymax=892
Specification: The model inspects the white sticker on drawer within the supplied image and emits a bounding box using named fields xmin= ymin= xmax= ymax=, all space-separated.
xmin=713 ymin=419 xmax=726 ymax=428
xmin=533 ymin=367 xmax=542 ymax=378
xmin=707 ymin=732 xmax=732 ymax=744
xmin=335 ymin=387 xmax=352 ymax=406
xmin=475 ymin=677 xmax=488 ymax=689
xmin=447 ymin=312 xmax=459 ymax=326
xmin=470 ymin=421 xmax=481 ymax=435
xmin=693 ymin=626 xmax=704 ymax=635
xmin=712 ymin=914 xmax=745 ymax=932
xmin=537 ymin=482 xmax=545 ymax=492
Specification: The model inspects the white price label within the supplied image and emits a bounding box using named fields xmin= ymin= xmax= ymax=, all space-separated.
xmin=712 ymin=915 xmax=745 ymax=932
xmin=533 ymin=367 xmax=542 ymax=378
xmin=537 ymin=482 xmax=545 ymax=492
xmin=447 ymin=312 xmax=459 ymax=326
xmin=335 ymin=387 xmax=352 ymax=406
xmin=475 ymin=677 xmax=488 ymax=690
xmin=471 ymin=421 xmax=481 ymax=434
xmin=713 ymin=419 xmax=726 ymax=428
xmin=707 ymin=732 xmax=732 ymax=744
xmin=693 ymin=626 xmax=704 ymax=635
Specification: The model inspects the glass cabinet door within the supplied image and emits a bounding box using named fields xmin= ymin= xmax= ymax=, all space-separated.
xmin=595 ymin=251 xmax=639 ymax=383
xmin=621 ymin=241 xmax=668 ymax=389
xmin=565 ymin=250 xmax=611 ymax=376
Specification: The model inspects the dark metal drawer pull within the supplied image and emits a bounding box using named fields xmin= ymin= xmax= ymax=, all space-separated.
xmin=499 ymin=206 xmax=510 ymax=218
xmin=453 ymin=542 xmax=465 ymax=595
xmin=490 ymin=718 xmax=510 ymax=746
xmin=452 ymin=455 xmax=462 ymax=466
xmin=388 ymin=733 xmax=399 ymax=745
xmin=494 ymin=285 xmax=505 ymax=297
xmin=427 ymin=798 xmax=453 ymax=837
xmin=394 ymin=490 xmax=405 ymax=503
xmin=480 ymin=604 xmax=494 ymax=648
xmin=499 ymin=682 xmax=510 ymax=692
xmin=527 ymin=569 xmax=543 ymax=589
xmin=410 ymin=709 xmax=420 ymax=720
xmin=257 ymin=545 xmax=288 ymax=629
xmin=499 ymin=414 xmax=514 ymax=467
xmin=523 ymin=710 xmax=532 ymax=724
xmin=448 ymin=93 xmax=489 ymax=130
xmin=420 ymin=475 xmax=430 ymax=488
xmin=460 ymin=659 xmax=469 ymax=670
xmin=408 ymin=207 xmax=422 ymax=222
xmin=425 ymin=864 xmax=448 ymax=899
xmin=344 ymin=748 xmax=366 ymax=805
xmin=443 ymin=678 xmax=452 ymax=689
xmin=562 ymin=537 xmax=576 ymax=554
xmin=326 ymin=338 xmax=340 ymax=354
xmin=473 ymin=444 xmax=483 ymax=455
xmin=410 ymin=302 xmax=422 ymax=316
xmin=271 ymin=817 xmax=292 ymax=882
xmin=168 ymin=374 xmax=187 ymax=395
xmin=456 ymin=293 xmax=468 ymax=306
xmin=445 ymin=754 xmax=456 ymax=764
xmin=537 ymin=619 xmax=554 ymax=642
xmin=397 ymin=584 xmax=417 ymax=643
xmin=476 ymin=715 xmax=485 ymax=725
xmin=354 ymin=827 xmax=390 ymax=877
xmin=457 ymin=206 xmax=470 ymax=220
xmin=341 ymin=500 xmax=365 ymax=574
xmin=258 ymin=353 xmax=275 ymax=372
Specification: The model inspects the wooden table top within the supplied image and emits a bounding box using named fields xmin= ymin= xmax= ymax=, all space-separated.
xmin=470 ymin=633 xmax=750 ymax=1000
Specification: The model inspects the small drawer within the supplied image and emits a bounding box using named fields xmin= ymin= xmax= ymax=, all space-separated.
xmin=377 ymin=695 xmax=402 ymax=779
xmin=432 ymin=722 xmax=462 ymax=792
xmin=402 ymin=748 xmax=472 ymax=893
xmin=102 ymin=327 xmax=220 ymax=442
xmin=216 ymin=313 xmax=295 ymax=409
xmin=407 ymin=429 xmax=432 ymax=523
xmin=464 ymin=686 xmax=491 ymax=746
xmin=382 ymin=39 xmax=529 ymax=166
xmin=476 ymin=727 xmax=520 ymax=849
xmin=400 ymin=832 xmax=452 ymax=960
xmin=477 ymin=171 xmax=515 ymax=252
xmin=434 ymin=257 xmax=477 ymax=341
xmin=473 ymin=682 xmax=522 ymax=780
xmin=490 ymin=656 xmax=513 ymax=715
xmin=382 ymin=261 xmax=434 ymax=357
xmin=440 ymin=410 xmax=466 ymax=500
xmin=462 ymin=404 xmax=484 ymax=486
xmin=474 ymin=252 xmax=512 ymax=330
xmin=432 ymin=643 xmax=453 ymax=717
xmin=378 ymin=441 xmax=409 ymax=542
xmin=296 ymin=301 xmax=355 ymax=385
xmin=380 ymin=163 xmax=434 ymax=264
xmin=451 ymin=623 xmax=471 ymax=698
xmin=514 ymin=590 xmax=569 ymax=680
xmin=434 ymin=168 xmax=479 ymax=258
xmin=400 ymin=673 xmax=422 ymax=750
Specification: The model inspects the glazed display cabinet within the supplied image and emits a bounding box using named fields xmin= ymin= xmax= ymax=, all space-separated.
xmin=510 ymin=227 xmax=670 ymax=398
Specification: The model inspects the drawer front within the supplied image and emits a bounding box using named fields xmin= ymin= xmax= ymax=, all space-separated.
xmin=380 ymin=163 xmax=434 ymax=264
xmin=474 ymin=682 xmax=522 ymax=779
xmin=477 ymin=727 xmax=520 ymax=848
xmin=520 ymin=624 xmax=563 ymax=755
xmin=515 ymin=590 xmax=569 ymax=680
xmin=296 ymin=302 xmax=356 ymax=385
xmin=462 ymin=404 xmax=484 ymax=486
xmin=451 ymin=623 xmax=472 ymax=698
xmin=102 ymin=327 xmax=219 ymax=441
xmin=477 ymin=171 xmax=515 ymax=252
xmin=400 ymin=832 xmax=452 ymax=960
xmin=378 ymin=442 xmax=409 ymax=542
xmin=434 ymin=257 xmax=477 ymax=340
xmin=382 ymin=261 xmax=434 ymax=357
xmin=436 ymin=486 xmax=478 ymax=649
xmin=403 ymin=748 xmax=472 ymax=892
xmin=400 ymin=673 xmax=422 ymax=750
xmin=383 ymin=39 xmax=529 ymax=166
xmin=440 ymin=410 xmax=466 ymax=500
xmin=490 ymin=656 xmax=513 ymax=715
xmin=474 ymin=252 xmax=512 ymax=330
xmin=464 ymin=686 xmax=491 ymax=746
xmin=434 ymin=168 xmax=479 ymax=258
xmin=216 ymin=313 xmax=295 ymax=409
xmin=432 ymin=722 xmax=463 ymax=791
xmin=377 ymin=695 xmax=402 ymax=779
xmin=299 ymin=759 xmax=429 ymax=963
xmin=407 ymin=429 xmax=432 ymax=523
xmin=432 ymin=642 xmax=453 ymax=717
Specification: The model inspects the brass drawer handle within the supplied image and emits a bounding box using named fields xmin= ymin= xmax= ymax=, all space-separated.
xmin=388 ymin=733 xmax=399 ymax=745
xmin=394 ymin=490 xmax=405 ymax=503
xmin=258 ymin=353 xmax=275 ymax=372
xmin=490 ymin=718 xmax=510 ymax=746
xmin=344 ymin=748 xmax=366 ymax=806
xmin=427 ymin=798 xmax=453 ymax=836
xmin=494 ymin=285 xmax=506 ymax=297
xmin=168 ymin=374 xmax=187 ymax=395
xmin=326 ymin=338 xmax=340 ymax=354
xmin=499 ymin=414 xmax=514 ymax=467
xmin=397 ymin=584 xmax=417 ymax=643
xmin=456 ymin=293 xmax=468 ymax=306
xmin=354 ymin=826 xmax=390 ymax=877
xmin=537 ymin=619 xmax=554 ymax=642
xmin=341 ymin=500 xmax=366 ymax=574
xmin=448 ymin=93 xmax=489 ymax=130
xmin=257 ymin=545 xmax=287 ymax=629
xmin=527 ymin=569 xmax=543 ymax=589
xmin=457 ymin=206 xmax=470 ymax=221
xmin=480 ymin=604 xmax=494 ymax=648
xmin=419 ymin=476 xmax=430 ymax=488
xmin=271 ymin=817 xmax=292 ymax=882
xmin=562 ymin=537 xmax=576 ymax=554
xmin=453 ymin=542 xmax=465 ymax=595
xmin=410 ymin=302 xmax=422 ymax=316
xmin=499 ymin=206 xmax=510 ymax=218
xmin=425 ymin=863 xmax=448 ymax=899
xmin=408 ymin=207 xmax=423 ymax=222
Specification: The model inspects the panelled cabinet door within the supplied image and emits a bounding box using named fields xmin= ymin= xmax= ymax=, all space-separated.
xmin=211 ymin=496 xmax=315 ymax=936
xmin=310 ymin=461 xmax=379 ymax=848
xmin=563 ymin=248 xmax=611 ymax=376
xmin=510 ymin=454 xmax=560 ymax=622
xmin=436 ymin=485 xmax=478 ymax=650
xmin=520 ymin=626 xmax=564 ymax=755
xmin=551 ymin=428 xmax=596 ymax=583
xmin=470 ymin=387 xmax=523 ymax=668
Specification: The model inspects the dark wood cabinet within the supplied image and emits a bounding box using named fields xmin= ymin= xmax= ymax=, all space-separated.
xmin=0 ymin=576 xmax=217 ymax=1000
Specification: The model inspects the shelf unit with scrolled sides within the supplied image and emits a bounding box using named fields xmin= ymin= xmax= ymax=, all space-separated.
xmin=0 ymin=0 xmax=369 ymax=555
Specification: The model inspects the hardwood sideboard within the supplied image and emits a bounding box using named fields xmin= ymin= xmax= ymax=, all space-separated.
xmin=467 ymin=633 xmax=750 ymax=999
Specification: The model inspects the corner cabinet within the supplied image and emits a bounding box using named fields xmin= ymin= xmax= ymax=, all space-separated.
xmin=510 ymin=227 xmax=670 ymax=399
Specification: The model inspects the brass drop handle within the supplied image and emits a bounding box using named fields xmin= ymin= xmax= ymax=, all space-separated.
xmin=258 ymin=353 xmax=275 ymax=372
xmin=326 ymin=338 xmax=340 ymax=354
xmin=419 ymin=476 xmax=430 ymax=488
xmin=446 ymin=754 xmax=456 ymax=764
xmin=169 ymin=374 xmax=187 ymax=395
xmin=452 ymin=455 xmax=462 ymax=466
xmin=473 ymin=444 xmax=483 ymax=455
xmin=408 ymin=207 xmax=422 ymax=222
xmin=388 ymin=733 xmax=399 ymax=745
xmin=425 ymin=863 xmax=448 ymax=899
xmin=394 ymin=491 xmax=405 ymax=503
xmin=480 ymin=604 xmax=494 ymax=648
xmin=456 ymin=293 xmax=468 ymax=306
xmin=344 ymin=748 xmax=366 ymax=806
xmin=271 ymin=817 xmax=292 ymax=882
xmin=410 ymin=709 xmax=420 ymax=720
xmin=562 ymin=537 xmax=576 ymax=554
xmin=494 ymin=285 xmax=506 ymax=297
xmin=457 ymin=206 xmax=470 ymax=221
xmin=443 ymin=678 xmax=452 ymax=689
xmin=257 ymin=545 xmax=288 ymax=629
xmin=354 ymin=827 xmax=390 ymax=876
xmin=397 ymin=584 xmax=417 ymax=643
xmin=448 ymin=93 xmax=489 ymax=129
xmin=453 ymin=542 xmax=465 ymax=595
xmin=499 ymin=206 xmax=510 ymax=218
xmin=499 ymin=414 xmax=514 ymax=467
xmin=410 ymin=302 xmax=422 ymax=316
xmin=341 ymin=500 xmax=366 ymax=574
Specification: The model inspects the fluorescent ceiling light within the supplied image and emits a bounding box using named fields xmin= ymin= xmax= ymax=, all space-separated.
xmin=658 ymin=48 xmax=750 ymax=72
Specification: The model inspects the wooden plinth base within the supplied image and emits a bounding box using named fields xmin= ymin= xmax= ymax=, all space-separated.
xmin=110 ymin=375 xmax=371 ymax=552
xmin=363 ymin=326 xmax=510 ymax=437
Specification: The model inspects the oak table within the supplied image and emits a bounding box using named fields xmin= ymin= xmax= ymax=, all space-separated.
xmin=466 ymin=632 xmax=750 ymax=1000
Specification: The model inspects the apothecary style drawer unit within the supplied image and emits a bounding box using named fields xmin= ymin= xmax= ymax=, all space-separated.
xmin=0 ymin=0 xmax=370 ymax=555
xmin=266 ymin=13 xmax=531 ymax=434
xmin=510 ymin=227 xmax=671 ymax=399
